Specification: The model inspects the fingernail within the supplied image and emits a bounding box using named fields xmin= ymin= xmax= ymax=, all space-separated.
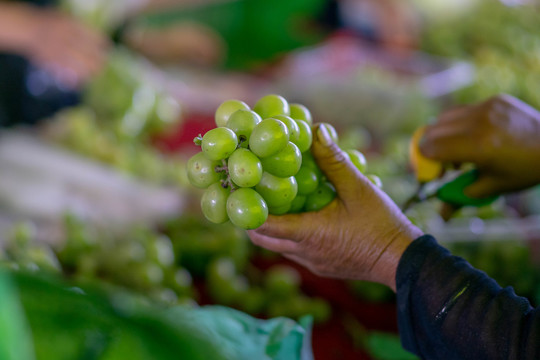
xmin=317 ymin=124 xmax=332 ymax=146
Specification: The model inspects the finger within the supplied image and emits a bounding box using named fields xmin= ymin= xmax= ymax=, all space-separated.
xmin=436 ymin=104 xmax=473 ymax=124
xmin=464 ymin=175 xmax=506 ymax=198
xmin=247 ymin=230 xmax=299 ymax=253
xmin=253 ymin=214 xmax=307 ymax=241
xmin=420 ymin=123 xmax=483 ymax=164
xmin=311 ymin=123 xmax=370 ymax=198
xmin=282 ymin=253 xmax=312 ymax=270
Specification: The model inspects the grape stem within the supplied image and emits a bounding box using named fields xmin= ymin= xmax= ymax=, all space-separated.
xmin=193 ymin=135 xmax=203 ymax=146
xmin=238 ymin=136 xmax=247 ymax=148
xmin=215 ymin=159 xmax=228 ymax=173
xmin=216 ymin=159 xmax=237 ymax=192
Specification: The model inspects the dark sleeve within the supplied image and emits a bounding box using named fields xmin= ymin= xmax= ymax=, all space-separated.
xmin=396 ymin=235 xmax=540 ymax=360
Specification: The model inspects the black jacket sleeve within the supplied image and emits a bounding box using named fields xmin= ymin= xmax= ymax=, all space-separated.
xmin=396 ymin=235 xmax=540 ymax=360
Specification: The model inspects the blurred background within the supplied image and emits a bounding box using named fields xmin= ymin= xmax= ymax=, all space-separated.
xmin=1 ymin=0 xmax=540 ymax=359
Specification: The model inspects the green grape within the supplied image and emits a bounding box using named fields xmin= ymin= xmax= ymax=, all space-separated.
xmin=25 ymin=245 xmax=61 ymax=272
xmin=255 ymin=172 xmax=298 ymax=207
xmin=9 ymin=222 xmax=36 ymax=247
xmin=249 ymin=118 xmax=289 ymax=158
xmin=265 ymin=265 xmax=301 ymax=297
xmin=295 ymin=166 xmax=319 ymax=195
xmin=367 ymin=174 xmax=383 ymax=189
xmin=151 ymin=288 xmax=178 ymax=305
xmin=226 ymin=188 xmax=268 ymax=229
xmin=226 ymin=110 xmax=262 ymax=148
xmin=165 ymin=268 xmax=193 ymax=295
xmin=186 ymin=152 xmax=222 ymax=188
xmin=301 ymin=152 xmax=323 ymax=179
xmin=345 ymin=149 xmax=367 ymax=173
xmin=286 ymin=295 xmax=313 ymax=319
xmin=128 ymin=262 xmax=164 ymax=289
xmin=208 ymin=257 xmax=236 ymax=281
xmin=321 ymin=123 xmax=339 ymax=143
xmin=267 ymin=299 xmax=293 ymax=318
xmin=294 ymin=119 xmax=313 ymax=153
xmin=201 ymin=182 xmax=230 ymax=224
xmin=228 ymin=148 xmax=263 ymax=187
xmin=289 ymin=103 xmax=313 ymax=125
xmin=260 ymin=142 xmax=301 ymax=178
xmin=304 ymin=182 xmax=336 ymax=212
xmin=201 ymin=127 xmax=238 ymax=161
xmin=253 ymin=94 xmax=290 ymax=118
xmin=215 ymin=99 xmax=250 ymax=127
xmin=146 ymin=235 xmax=175 ymax=267
xmin=241 ymin=287 xmax=267 ymax=314
xmin=288 ymin=195 xmax=306 ymax=213
xmin=207 ymin=257 xmax=246 ymax=304
xmin=269 ymin=202 xmax=292 ymax=215
xmin=271 ymin=115 xmax=300 ymax=145
xmin=307 ymin=298 xmax=332 ymax=323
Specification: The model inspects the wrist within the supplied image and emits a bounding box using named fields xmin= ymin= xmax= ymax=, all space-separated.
xmin=373 ymin=223 xmax=423 ymax=292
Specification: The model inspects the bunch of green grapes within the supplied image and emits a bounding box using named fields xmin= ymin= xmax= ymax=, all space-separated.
xmin=206 ymin=258 xmax=331 ymax=323
xmin=48 ymin=106 xmax=188 ymax=187
xmin=1 ymin=217 xmax=196 ymax=307
xmin=57 ymin=214 xmax=195 ymax=305
xmin=187 ymin=94 xmax=381 ymax=229
xmin=0 ymin=223 xmax=62 ymax=273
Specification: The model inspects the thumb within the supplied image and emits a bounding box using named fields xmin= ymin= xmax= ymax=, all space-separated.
xmin=311 ymin=123 xmax=365 ymax=198
xmin=464 ymin=175 xmax=505 ymax=198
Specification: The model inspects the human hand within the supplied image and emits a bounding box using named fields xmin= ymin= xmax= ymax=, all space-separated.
xmin=420 ymin=94 xmax=540 ymax=198
xmin=248 ymin=124 xmax=423 ymax=291
xmin=0 ymin=4 xmax=108 ymax=88
xmin=124 ymin=22 xmax=225 ymax=67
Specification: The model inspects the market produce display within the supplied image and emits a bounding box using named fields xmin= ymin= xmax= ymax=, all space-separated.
xmin=421 ymin=0 xmax=540 ymax=110
xmin=1 ymin=212 xmax=333 ymax=323
xmin=45 ymin=49 xmax=187 ymax=187
xmin=2 ymin=2 xmax=540 ymax=358
xmin=1 ymin=217 xmax=196 ymax=306
xmin=187 ymin=94 xmax=381 ymax=229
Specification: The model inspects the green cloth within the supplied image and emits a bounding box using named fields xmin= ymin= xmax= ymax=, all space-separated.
xmin=167 ymin=306 xmax=313 ymax=360
xmin=1 ymin=271 xmax=313 ymax=360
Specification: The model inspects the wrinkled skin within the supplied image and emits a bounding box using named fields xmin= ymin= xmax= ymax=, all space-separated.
xmin=421 ymin=94 xmax=540 ymax=198
xmin=248 ymin=124 xmax=422 ymax=291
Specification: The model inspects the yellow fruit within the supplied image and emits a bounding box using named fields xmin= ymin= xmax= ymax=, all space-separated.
xmin=409 ymin=126 xmax=443 ymax=183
